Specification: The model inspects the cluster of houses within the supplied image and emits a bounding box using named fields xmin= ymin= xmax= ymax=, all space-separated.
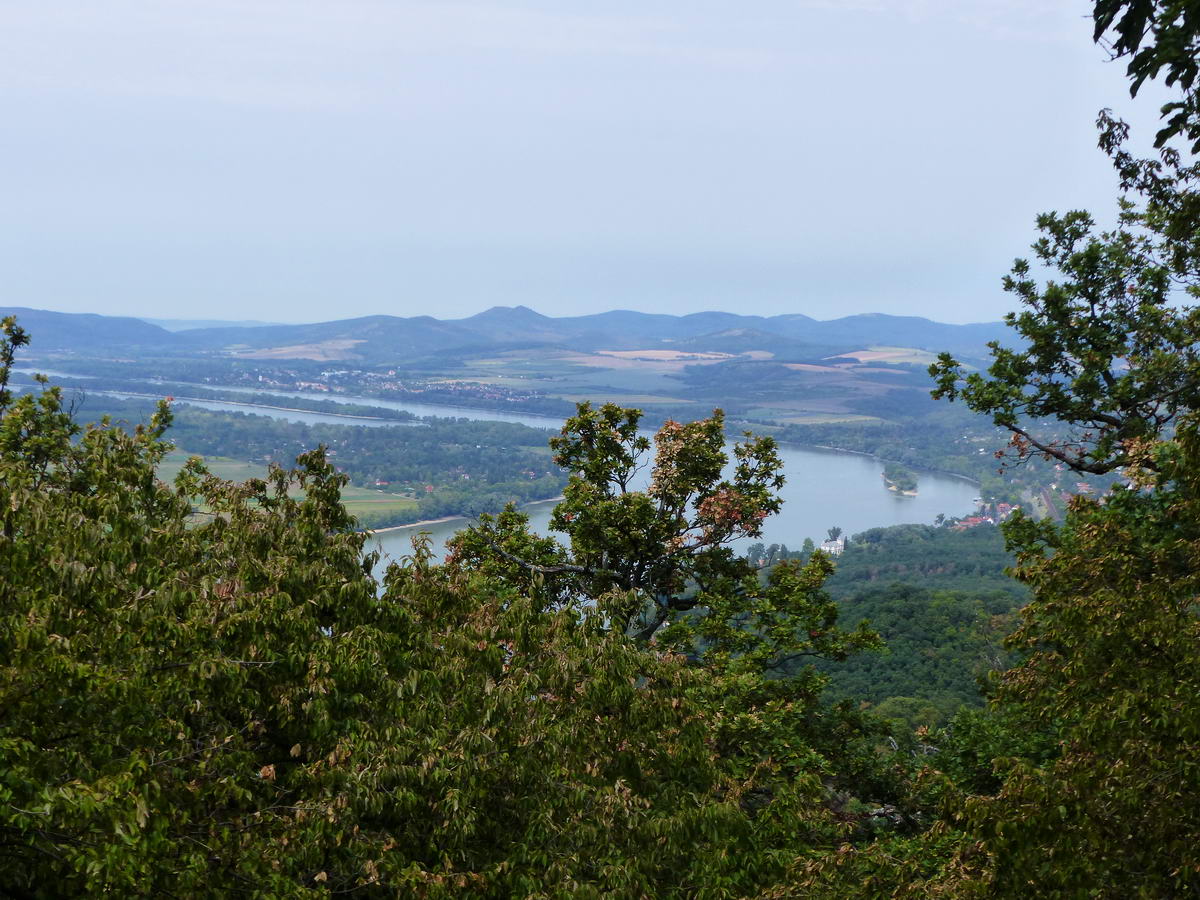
xmin=234 ymin=368 xmax=546 ymax=406
xmin=950 ymin=500 xmax=1020 ymax=531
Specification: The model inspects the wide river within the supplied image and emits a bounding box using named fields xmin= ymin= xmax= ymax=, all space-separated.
xmin=98 ymin=382 xmax=980 ymax=567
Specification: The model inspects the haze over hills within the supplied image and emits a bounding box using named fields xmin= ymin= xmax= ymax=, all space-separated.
xmin=143 ymin=318 xmax=283 ymax=332
xmin=2 ymin=304 xmax=1012 ymax=364
xmin=0 ymin=307 xmax=175 ymax=353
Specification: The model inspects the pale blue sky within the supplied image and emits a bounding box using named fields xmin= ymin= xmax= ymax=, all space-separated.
xmin=0 ymin=1 xmax=1165 ymax=324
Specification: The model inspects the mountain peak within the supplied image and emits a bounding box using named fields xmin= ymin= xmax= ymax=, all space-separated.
xmin=467 ymin=305 xmax=547 ymax=321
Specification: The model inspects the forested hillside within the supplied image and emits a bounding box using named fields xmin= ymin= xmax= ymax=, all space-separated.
xmin=750 ymin=524 xmax=1027 ymax=726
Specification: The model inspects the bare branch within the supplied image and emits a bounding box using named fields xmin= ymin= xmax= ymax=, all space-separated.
xmin=1004 ymin=421 xmax=1139 ymax=475
xmin=480 ymin=535 xmax=597 ymax=578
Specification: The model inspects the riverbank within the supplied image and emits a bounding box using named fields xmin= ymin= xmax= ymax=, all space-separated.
xmin=793 ymin=440 xmax=981 ymax=488
xmin=365 ymin=496 xmax=566 ymax=536
xmin=367 ymin=514 xmax=470 ymax=535
xmin=95 ymin=390 xmax=408 ymax=423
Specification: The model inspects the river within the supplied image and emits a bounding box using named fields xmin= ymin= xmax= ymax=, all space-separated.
xmin=370 ymin=445 xmax=978 ymax=569
xmin=28 ymin=374 xmax=980 ymax=565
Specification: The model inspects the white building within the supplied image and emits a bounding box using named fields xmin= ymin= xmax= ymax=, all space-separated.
xmin=819 ymin=537 xmax=846 ymax=556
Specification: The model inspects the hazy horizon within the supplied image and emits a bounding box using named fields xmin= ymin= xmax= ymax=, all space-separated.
xmin=1 ymin=1 xmax=1167 ymax=325
xmin=21 ymin=302 xmax=1011 ymax=329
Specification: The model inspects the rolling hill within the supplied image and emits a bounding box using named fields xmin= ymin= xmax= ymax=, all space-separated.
xmin=2 ymin=305 xmax=1011 ymax=366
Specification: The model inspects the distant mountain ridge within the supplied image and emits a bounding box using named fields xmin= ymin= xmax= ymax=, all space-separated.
xmin=144 ymin=318 xmax=284 ymax=332
xmin=1 ymin=304 xmax=1011 ymax=363
xmin=0 ymin=307 xmax=173 ymax=354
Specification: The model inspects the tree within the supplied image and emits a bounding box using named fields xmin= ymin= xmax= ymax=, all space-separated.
xmin=928 ymin=207 xmax=1200 ymax=475
xmin=948 ymin=428 xmax=1200 ymax=897
xmin=0 ymin=314 xmax=398 ymax=891
xmin=806 ymin=427 xmax=1200 ymax=899
xmin=929 ymin=3 xmax=1200 ymax=480
xmin=446 ymin=401 xmax=877 ymax=668
xmin=826 ymin=526 xmax=843 ymax=542
xmin=1094 ymin=0 xmax=1200 ymax=150
xmin=440 ymin=400 xmax=895 ymax=881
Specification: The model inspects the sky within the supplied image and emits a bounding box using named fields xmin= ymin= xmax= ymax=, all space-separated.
xmin=0 ymin=1 xmax=1171 ymax=325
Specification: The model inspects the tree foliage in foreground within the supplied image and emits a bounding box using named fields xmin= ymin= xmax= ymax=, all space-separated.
xmin=950 ymin=425 xmax=1200 ymax=897
xmin=0 ymin=318 xmax=899 ymax=896
xmin=928 ymin=205 xmax=1200 ymax=475
xmin=931 ymin=2 xmax=1200 ymax=480
xmin=1094 ymin=0 xmax=1200 ymax=150
xmin=445 ymin=401 xmax=880 ymax=668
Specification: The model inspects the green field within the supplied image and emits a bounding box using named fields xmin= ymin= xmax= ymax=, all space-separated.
xmin=440 ymin=349 xmax=702 ymax=407
xmin=158 ymin=451 xmax=267 ymax=483
xmin=158 ymin=450 xmax=419 ymax=520
xmin=436 ymin=344 xmax=940 ymax=426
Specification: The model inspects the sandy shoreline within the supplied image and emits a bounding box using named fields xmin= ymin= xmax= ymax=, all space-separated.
xmin=882 ymin=474 xmax=919 ymax=497
xmin=365 ymin=496 xmax=565 ymax=536
xmin=367 ymin=515 xmax=468 ymax=535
